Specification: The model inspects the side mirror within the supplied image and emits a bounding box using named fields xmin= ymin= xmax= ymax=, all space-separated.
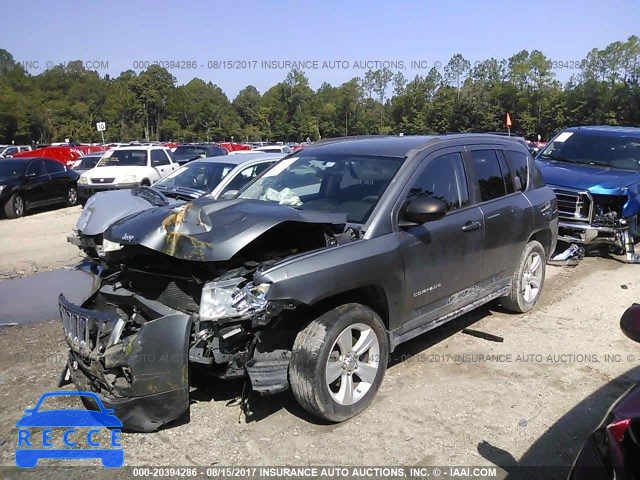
xmin=621 ymin=304 xmax=640 ymax=344
xmin=221 ymin=190 xmax=238 ymax=200
xmin=402 ymin=197 xmax=447 ymax=225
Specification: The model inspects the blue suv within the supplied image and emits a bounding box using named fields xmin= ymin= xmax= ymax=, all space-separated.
xmin=536 ymin=126 xmax=640 ymax=262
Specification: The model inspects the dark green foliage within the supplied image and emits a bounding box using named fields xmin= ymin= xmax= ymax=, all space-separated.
xmin=0 ymin=36 xmax=638 ymax=144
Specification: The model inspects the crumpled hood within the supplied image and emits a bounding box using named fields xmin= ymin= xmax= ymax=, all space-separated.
xmin=103 ymin=198 xmax=347 ymax=262
xmin=78 ymin=188 xmax=181 ymax=236
xmin=536 ymin=159 xmax=640 ymax=193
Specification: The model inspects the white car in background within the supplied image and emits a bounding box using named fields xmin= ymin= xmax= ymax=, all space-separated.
xmin=252 ymin=145 xmax=292 ymax=154
xmin=0 ymin=145 xmax=32 ymax=157
xmin=77 ymin=146 xmax=179 ymax=202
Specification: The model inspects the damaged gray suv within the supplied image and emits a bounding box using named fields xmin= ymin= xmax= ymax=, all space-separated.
xmin=58 ymin=135 xmax=558 ymax=431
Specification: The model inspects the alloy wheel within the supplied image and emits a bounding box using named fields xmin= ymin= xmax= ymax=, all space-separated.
xmin=522 ymin=251 xmax=543 ymax=303
xmin=325 ymin=323 xmax=380 ymax=406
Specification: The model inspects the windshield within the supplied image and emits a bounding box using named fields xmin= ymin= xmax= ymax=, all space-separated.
xmin=77 ymin=156 xmax=100 ymax=169
xmin=97 ymin=149 xmax=148 ymax=167
xmin=539 ymin=131 xmax=640 ymax=171
xmin=0 ymin=161 xmax=26 ymax=177
xmin=174 ymin=146 xmax=207 ymax=156
xmin=155 ymin=162 xmax=235 ymax=192
xmin=239 ymin=153 xmax=404 ymax=223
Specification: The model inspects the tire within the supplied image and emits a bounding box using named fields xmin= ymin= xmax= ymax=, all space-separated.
xmin=500 ymin=240 xmax=546 ymax=313
xmin=141 ymin=178 xmax=151 ymax=186
xmin=4 ymin=193 xmax=25 ymax=218
xmin=290 ymin=303 xmax=389 ymax=422
xmin=66 ymin=186 xmax=78 ymax=206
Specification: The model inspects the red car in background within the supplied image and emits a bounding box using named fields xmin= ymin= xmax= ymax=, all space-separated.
xmin=218 ymin=142 xmax=251 ymax=153
xmin=12 ymin=145 xmax=110 ymax=167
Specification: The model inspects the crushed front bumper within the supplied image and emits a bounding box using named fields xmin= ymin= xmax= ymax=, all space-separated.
xmin=557 ymin=220 xmax=620 ymax=245
xmin=67 ymin=231 xmax=102 ymax=257
xmin=58 ymin=293 xmax=192 ymax=432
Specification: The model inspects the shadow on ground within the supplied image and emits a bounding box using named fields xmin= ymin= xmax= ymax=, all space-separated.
xmin=478 ymin=365 xmax=640 ymax=480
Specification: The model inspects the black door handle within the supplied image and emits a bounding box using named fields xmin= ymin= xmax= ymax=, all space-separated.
xmin=462 ymin=221 xmax=481 ymax=232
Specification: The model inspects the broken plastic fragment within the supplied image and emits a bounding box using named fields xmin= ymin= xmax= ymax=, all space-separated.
xmin=552 ymin=244 xmax=581 ymax=261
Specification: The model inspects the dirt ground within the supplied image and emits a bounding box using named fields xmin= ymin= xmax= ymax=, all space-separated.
xmin=0 ymin=205 xmax=82 ymax=278
xmin=0 ymin=207 xmax=639 ymax=479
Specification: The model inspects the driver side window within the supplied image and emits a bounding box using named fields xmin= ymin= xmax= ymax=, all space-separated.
xmin=408 ymin=153 xmax=469 ymax=212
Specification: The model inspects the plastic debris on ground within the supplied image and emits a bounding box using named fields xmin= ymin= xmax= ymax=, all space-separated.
xmin=548 ymin=244 xmax=585 ymax=266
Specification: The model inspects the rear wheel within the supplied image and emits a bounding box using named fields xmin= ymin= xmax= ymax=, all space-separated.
xmin=289 ymin=303 xmax=389 ymax=422
xmin=500 ymin=240 xmax=546 ymax=313
xmin=4 ymin=193 xmax=25 ymax=218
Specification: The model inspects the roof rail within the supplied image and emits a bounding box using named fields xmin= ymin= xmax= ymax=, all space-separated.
xmin=311 ymin=135 xmax=397 ymax=146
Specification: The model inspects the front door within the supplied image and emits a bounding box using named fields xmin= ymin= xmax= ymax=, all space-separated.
xmin=398 ymin=150 xmax=485 ymax=333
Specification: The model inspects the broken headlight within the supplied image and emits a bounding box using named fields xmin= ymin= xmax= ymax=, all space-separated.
xmin=199 ymin=278 xmax=270 ymax=321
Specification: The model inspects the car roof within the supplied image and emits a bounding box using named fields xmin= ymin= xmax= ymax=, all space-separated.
xmin=109 ymin=145 xmax=168 ymax=151
xmin=175 ymin=143 xmax=222 ymax=148
xmin=189 ymin=153 xmax=285 ymax=166
xmin=1 ymin=156 xmax=51 ymax=163
xmin=306 ymin=134 xmax=528 ymax=157
xmin=563 ymin=125 xmax=640 ymax=137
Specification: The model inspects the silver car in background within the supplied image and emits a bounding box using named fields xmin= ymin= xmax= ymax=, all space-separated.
xmin=68 ymin=153 xmax=284 ymax=258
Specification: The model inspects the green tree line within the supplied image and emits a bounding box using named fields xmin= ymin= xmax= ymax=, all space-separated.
xmin=0 ymin=36 xmax=639 ymax=144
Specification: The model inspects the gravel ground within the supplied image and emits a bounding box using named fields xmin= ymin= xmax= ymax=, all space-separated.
xmin=0 ymin=207 xmax=638 ymax=479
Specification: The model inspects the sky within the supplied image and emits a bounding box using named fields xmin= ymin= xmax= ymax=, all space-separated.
xmin=2 ymin=0 xmax=639 ymax=99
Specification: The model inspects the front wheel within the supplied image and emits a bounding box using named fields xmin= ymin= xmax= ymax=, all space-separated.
xmin=289 ymin=303 xmax=389 ymax=422
xmin=67 ymin=187 xmax=78 ymax=206
xmin=500 ymin=240 xmax=546 ymax=313
xmin=4 ymin=193 xmax=25 ymax=218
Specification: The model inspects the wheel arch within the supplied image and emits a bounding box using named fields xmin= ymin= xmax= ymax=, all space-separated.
xmin=528 ymin=228 xmax=555 ymax=258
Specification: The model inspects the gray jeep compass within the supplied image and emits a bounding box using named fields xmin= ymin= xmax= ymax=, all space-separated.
xmin=57 ymin=135 xmax=558 ymax=431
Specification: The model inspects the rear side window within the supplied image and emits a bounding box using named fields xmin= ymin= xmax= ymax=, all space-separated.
xmin=470 ymin=150 xmax=509 ymax=202
xmin=44 ymin=159 xmax=65 ymax=174
xmin=408 ymin=152 xmax=469 ymax=212
xmin=496 ymin=151 xmax=515 ymax=194
xmin=508 ymin=150 xmax=529 ymax=191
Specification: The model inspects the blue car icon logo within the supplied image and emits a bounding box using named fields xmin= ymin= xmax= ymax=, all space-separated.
xmin=15 ymin=391 xmax=123 ymax=468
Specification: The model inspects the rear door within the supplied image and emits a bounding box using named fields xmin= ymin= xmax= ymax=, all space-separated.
xmin=465 ymin=147 xmax=526 ymax=285
xmin=43 ymin=159 xmax=68 ymax=201
xmin=24 ymin=160 xmax=49 ymax=206
xmin=398 ymin=149 xmax=485 ymax=332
